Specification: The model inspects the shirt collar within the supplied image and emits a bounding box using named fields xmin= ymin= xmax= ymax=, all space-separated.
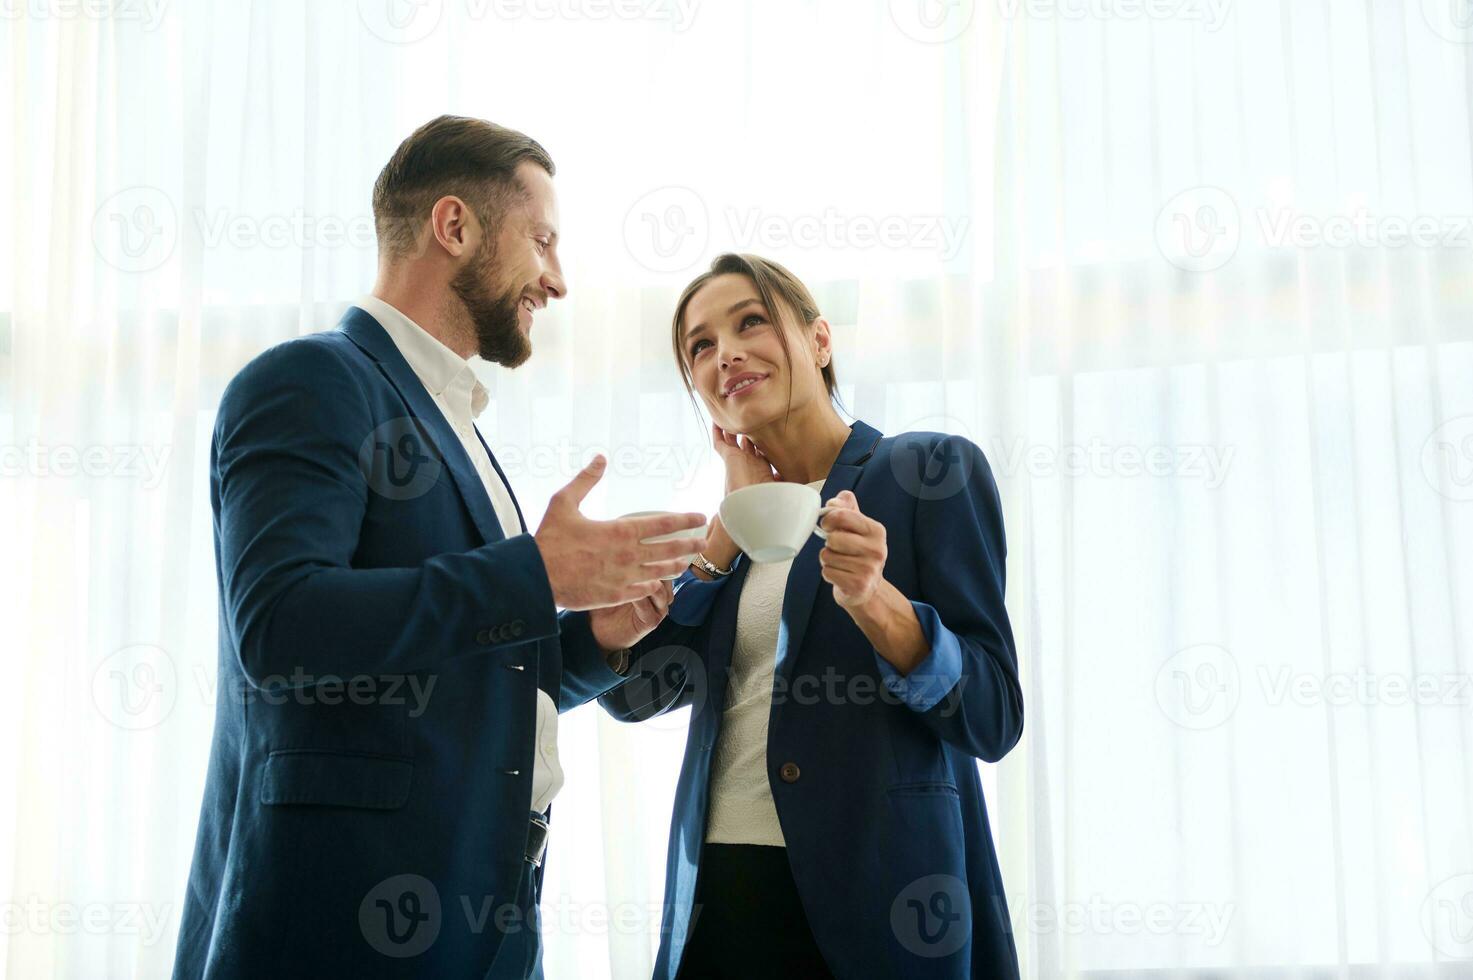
xmin=355 ymin=294 xmax=489 ymax=419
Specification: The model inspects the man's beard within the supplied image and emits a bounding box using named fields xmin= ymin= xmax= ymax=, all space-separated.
xmin=449 ymin=240 xmax=531 ymax=368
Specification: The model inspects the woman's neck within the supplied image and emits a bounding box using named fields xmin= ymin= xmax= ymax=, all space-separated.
xmin=746 ymin=404 xmax=852 ymax=486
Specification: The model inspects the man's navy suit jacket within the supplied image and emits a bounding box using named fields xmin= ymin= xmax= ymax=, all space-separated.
xmin=172 ymin=306 xmax=626 ymax=978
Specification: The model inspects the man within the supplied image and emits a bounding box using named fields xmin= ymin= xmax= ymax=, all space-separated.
xmin=172 ymin=115 xmax=708 ymax=978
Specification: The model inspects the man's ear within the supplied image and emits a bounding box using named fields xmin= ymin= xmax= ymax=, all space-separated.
xmin=430 ymin=195 xmax=475 ymax=258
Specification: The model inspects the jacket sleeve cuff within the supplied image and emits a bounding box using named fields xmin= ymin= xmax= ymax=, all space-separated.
xmin=874 ymin=601 xmax=962 ymax=713
xmin=489 ymin=532 xmax=561 ymax=643
xmin=668 ymin=564 xmax=736 ymax=627
xmin=554 ymin=608 xmax=627 ymax=710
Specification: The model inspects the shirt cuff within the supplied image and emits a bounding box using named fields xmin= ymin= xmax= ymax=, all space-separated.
xmin=874 ymin=601 xmax=963 ymax=713
xmin=668 ymin=563 xmax=736 ymax=627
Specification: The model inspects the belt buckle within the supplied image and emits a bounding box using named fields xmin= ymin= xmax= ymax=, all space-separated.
xmin=526 ymin=811 xmax=550 ymax=868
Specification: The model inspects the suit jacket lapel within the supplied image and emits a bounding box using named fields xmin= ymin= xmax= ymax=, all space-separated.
xmin=699 ymin=556 xmax=753 ymax=744
xmin=339 ymin=306 xmax=506 ymax=547
xmin=773 ymin=420 xmax=884 ymax=690
xmin=474 ymin=427 xmax=528 ymax=534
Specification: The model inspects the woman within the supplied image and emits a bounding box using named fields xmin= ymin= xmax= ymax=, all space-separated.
xmin=602 ymin=254 xmax=1022 ymax=979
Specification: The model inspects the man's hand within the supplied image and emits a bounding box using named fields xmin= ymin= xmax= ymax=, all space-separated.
xmin=534 ymin=455 xmax=709 ymax=611
xmin=589 ymin=580 xmax=674 ymax=652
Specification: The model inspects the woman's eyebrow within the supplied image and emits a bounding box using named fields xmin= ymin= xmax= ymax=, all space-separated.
xmin=685 ymin=298 xmax=764 ymax=340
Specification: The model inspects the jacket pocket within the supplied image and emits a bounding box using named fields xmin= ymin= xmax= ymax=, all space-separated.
xmin=887 ymin=780 xmax=961 ymax=799
xmin=260 ymin=750 xmax=414 ymax=810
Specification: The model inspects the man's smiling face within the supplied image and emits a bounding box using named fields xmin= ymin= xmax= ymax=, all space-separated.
xmin=450 ymin=160 xmax=566 ymax=367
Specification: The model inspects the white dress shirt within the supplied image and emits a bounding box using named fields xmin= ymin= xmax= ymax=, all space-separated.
xmin=356 ymin=294 xmax=564 ymax=815
xmin=704 ymin=477 xmax=827 ymax=846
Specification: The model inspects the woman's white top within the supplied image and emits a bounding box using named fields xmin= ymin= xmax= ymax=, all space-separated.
xmin=705 ymin=478 xmax=827 ymax=847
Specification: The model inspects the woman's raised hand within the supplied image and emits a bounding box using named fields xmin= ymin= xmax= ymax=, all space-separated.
xmin=712 ymin=423 xmax=777 ymax=496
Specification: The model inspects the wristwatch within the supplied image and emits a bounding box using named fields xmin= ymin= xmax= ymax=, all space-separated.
xmin=691 ymin=552 xmax=733 ymax=578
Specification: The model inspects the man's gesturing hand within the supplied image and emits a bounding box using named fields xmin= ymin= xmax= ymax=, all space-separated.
xmin=589 ymin=580 xmax=674 ymax=653
xmin=534 ymin=455 xmax=710 ymax=611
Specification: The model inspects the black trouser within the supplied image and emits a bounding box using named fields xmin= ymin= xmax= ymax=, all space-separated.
xmin=677 ymin=843 xmax=836 ymax=980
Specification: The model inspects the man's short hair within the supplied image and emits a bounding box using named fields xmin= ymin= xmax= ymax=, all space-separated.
xmin=371 ymin=115 xmax=555 ymax=259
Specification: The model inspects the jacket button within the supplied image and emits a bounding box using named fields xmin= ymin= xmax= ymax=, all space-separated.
xmin=511 ymin=620 xmax=525 ymax=638
xmin=475 ymin=629 xmax=491 ymax=645
xmin=779 ymin=762 xmax=800 ymax=783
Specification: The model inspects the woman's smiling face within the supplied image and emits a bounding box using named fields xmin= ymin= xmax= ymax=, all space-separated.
xmin=680 ymin=273 xmax=827 ymax=433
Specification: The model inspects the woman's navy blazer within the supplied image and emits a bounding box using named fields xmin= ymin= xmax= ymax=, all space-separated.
xmin=602 ymin=419 xmax=1024 ymax=980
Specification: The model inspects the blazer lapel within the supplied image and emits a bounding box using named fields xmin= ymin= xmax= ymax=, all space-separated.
xmin=475 ymin=427 xmax=528 ymax=534
xmin=697 ymin=556 xmax=753 ymax=746
xmin=339 ymin=306 xmax=506 ymax=547
xmin=773 ymin=420 xmax=884 ymax=689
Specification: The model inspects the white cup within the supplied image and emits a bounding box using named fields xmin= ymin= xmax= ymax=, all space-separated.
xmin=620 ymin=511 xmax=708 ymax=581
xmin=717 ymin=483 xmax=834 ymax=564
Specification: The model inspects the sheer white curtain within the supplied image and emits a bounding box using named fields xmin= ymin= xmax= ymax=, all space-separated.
xmin=3 ymin=1 xmax=1470 ymax=978
xmin=993 ymin=3 xmax=1473 ymax=976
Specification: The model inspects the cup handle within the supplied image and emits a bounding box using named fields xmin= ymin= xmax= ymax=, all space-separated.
xmin=813 ymin=505 xmax=835 ymax=540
